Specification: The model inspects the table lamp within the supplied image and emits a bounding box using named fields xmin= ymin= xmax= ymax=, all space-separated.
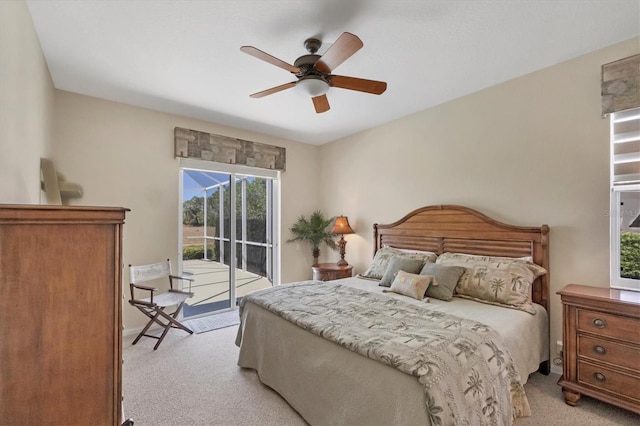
xmin=331 ymin=215 xmax=355 ymax=266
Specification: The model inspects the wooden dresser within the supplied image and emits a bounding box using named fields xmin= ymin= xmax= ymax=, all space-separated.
xmin=557 ymin=284 xmax=640 ymax=414
xmin=312 ymin=263 xmax=353 ymax=281
xmin=0 ymin=205 xmax=128 ymax=425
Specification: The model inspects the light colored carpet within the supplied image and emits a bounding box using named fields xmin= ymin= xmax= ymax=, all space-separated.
xmin=123 ymin=325 xmax=640 ymax=425
xmin=183 ymin=311 xmax=240 ymax=334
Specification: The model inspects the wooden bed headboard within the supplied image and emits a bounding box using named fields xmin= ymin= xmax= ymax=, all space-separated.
xmin=373 ymin=205 xmax=550 ymax=312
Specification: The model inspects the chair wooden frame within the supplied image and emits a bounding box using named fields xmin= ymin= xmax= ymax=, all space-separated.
xmin=128 ymin=259 xmax=195 ymax=350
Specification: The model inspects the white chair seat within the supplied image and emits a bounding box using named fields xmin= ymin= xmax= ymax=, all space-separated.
xmin=142 ymin=291 xmax=192 ymax=308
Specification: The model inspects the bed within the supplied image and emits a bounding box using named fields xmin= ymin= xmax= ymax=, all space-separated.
xmin=236 ymin=205 xmax=550 ymax=425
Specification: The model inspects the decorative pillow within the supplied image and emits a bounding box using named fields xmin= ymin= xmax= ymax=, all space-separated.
xmin=435 ymin=252 xmax=548 ymax=288
xmin=360 ymin=247 xmax=436 ymax=280
xmin=379 ymin=257 xmax=425 ymax=287
xmin=419 ymin=263 xmax=466 ymax=301
xmin=455 ymin=263 xmax=538 ymax=314
xmin=384 ymin=270 xmax=433 ymax=300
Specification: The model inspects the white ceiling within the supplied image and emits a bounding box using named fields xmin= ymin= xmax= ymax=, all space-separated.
xmin=26 ymin=0 xmax=640 ymax=145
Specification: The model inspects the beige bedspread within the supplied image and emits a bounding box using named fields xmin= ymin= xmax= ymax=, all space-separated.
xmin=344 ymin=277 xmax=550 ymax=384
xmin=237 ymin=278 xmax=547 ymax=425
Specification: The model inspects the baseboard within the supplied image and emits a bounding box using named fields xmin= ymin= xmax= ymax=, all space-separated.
xmin=551 ymin=364 xmax=562 ymax=375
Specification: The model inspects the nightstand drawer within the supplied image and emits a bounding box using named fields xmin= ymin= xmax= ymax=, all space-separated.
xmin=312 ymin=263 xmax=353 ymax=282
xmin=578 ymin=335 xmax=640 ymax=372
xmin=315 ymin=270 xmax=346 ymax=281
xmin=577 ymin=360 xmax=640 ymax=401
xmin=577 ymin=309 xmax=640 ymax=341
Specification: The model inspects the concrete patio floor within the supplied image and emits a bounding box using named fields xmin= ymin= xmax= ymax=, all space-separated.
xmin=181 ymin=259 xmax=272 ymax=317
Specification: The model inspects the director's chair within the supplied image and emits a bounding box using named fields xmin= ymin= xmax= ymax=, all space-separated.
xmin=128 ymin=260 xmax=194 ymax=349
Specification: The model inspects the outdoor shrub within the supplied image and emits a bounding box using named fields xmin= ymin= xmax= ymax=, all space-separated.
xmin=183 ymin=245 xmax=215 ymax=261
xmin=621 ymin=231 xmax=640 ymax=279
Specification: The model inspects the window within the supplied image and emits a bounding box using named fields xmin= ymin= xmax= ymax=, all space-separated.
xmin=610 ymin=107 xmax=640 ymax=291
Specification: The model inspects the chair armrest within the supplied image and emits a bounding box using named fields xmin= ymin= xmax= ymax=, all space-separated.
xmin=132 ymin=284 xmax=158 ymax=292
xmin=129 ymin=283 xmax=158 ymax=305
xmin=129 ymin=298 xmax=156 ymax=307
xmin=169 ymin=274 xmax=194 ymax=292
xmin=170 ymin=274 xmax=194 ymax=282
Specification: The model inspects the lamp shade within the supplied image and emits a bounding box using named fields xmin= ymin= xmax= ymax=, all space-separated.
xmin=331 ymin=216 xmax=355 ymax=235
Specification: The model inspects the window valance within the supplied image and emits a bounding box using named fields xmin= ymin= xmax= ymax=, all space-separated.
xmin=174 ymin=127 xmax=286 ymax=171
xmin=602 ymin=54 xmax=640 ymax=116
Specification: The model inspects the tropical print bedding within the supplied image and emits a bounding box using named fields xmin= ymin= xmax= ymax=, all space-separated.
xmin=240 ymin=280 xmax=531 ymax=425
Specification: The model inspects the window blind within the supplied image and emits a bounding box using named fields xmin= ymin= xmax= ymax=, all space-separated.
xmin=611 ymin=107 xmax=640 ymax=187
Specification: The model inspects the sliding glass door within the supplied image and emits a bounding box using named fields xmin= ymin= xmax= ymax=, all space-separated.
xmin=179 ymin=160 xmax=279 ymax=318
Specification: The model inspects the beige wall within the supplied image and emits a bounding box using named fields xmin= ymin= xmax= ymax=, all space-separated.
xmin=0 ymin=0 xmax=55 ymax=203
xmin=53 ymin=91 xmax=321 ymax=330
xmin=319 ymin=37 xmax=640 ymax=369
xmin=3 ymin=0 xmax=638 ymax=358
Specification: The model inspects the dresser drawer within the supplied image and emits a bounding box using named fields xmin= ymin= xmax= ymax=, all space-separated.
xmin=577 ymin=309 xmax=640 ymax=342
xmin=578 ymin=360 xmax=640 ymax=402
xmin=578 ymin=335 xmax=640 ymax=372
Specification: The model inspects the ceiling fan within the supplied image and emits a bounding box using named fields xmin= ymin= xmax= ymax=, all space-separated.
xmin=240 ymin=32 xmax=387 ymax=114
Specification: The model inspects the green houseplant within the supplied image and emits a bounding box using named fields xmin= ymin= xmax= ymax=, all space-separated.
xmin=287 ymin=210 xmax=337 ymax=264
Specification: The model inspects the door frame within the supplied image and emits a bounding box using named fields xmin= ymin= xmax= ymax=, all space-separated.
xmin=178 ymin=158 xmax=281 ymax=314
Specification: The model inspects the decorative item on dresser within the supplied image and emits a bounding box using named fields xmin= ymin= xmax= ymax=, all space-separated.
xmin=311 ymin=262 xmax=353 ymax=281
xmin=557 ymin=284 xmax=640 ymax=414
xmin=330 ymin=215 xmax=355 ymax=266
xmin=0 ymin=204 xmax=129 ymax=426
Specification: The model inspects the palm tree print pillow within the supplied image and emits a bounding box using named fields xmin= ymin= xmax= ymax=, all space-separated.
xmin=360 ymin=247 xmax=436 ymax=280
xmin=436 ymin=252 xmax=547 ymax=278
xmin=455 ymin=263 xmax=537 ymax=314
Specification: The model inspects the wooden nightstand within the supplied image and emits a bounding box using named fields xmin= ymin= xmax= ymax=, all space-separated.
xmin=557 ymin=284 xmax=640 ymax=414
xmin=312 ymin=263 xmax=353 ymax=281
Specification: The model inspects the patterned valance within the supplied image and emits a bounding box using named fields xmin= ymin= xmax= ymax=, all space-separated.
xmin=602 ymin=54 xmax=640 ymax=116
xmin=174 ymin=127 xmax=286 ymax=171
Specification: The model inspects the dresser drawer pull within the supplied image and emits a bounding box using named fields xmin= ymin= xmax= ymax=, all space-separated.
xmin=594 ymin=372 xmax=606 ymax=382
xmin=593 ymin=345 xmax=607 ymax=355
xmin=592 ymin=318 xmax=606 ymax=328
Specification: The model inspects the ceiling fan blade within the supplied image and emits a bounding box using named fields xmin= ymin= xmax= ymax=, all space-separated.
xmin=312 ymin=95 xmax=330 ymax=113
xmin=250 ymin=82 xmax=296 ymax=98
xmin=330 ymin=75 xmax=387 ymax=95
xmin=314 ymin=32 xmax=363 ymax=74
xmin=240 ymin=46 xmax=300 ymax=73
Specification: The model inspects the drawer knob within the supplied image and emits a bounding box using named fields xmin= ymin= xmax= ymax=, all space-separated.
xmin=593 ymin=345 xmax=607 ymax=355
xmin=594 ymin=372 xmax=606 ymax=382
xmin=592 ymin=318 xmax=606 ymax=328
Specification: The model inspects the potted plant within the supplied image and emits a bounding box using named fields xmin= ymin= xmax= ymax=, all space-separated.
xmin=287 ymin=210 xmax=337 ymax=264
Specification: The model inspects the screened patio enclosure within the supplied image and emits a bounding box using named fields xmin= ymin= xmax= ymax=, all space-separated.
xmin=180 ymin=168 xmax=275 ymax=317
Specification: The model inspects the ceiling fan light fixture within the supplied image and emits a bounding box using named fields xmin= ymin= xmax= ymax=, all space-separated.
xmin=295 ymin=76 xmax=329 ymax=97
xmin=241 ymin=32 xmax=386 ymax=113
